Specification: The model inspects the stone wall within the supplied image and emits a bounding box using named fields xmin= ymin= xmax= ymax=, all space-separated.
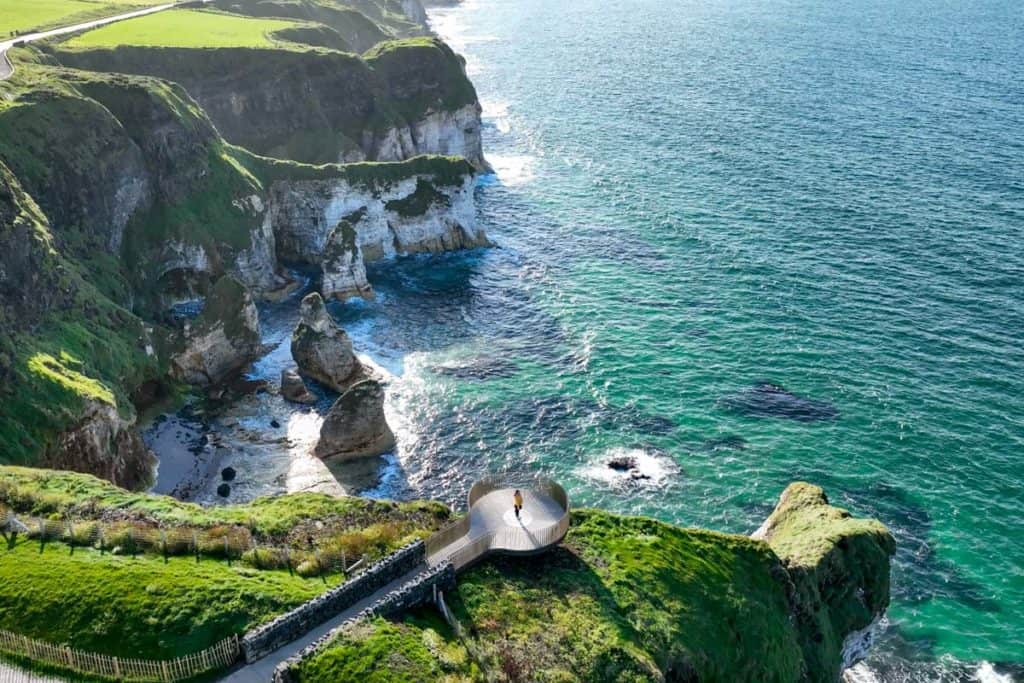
xmin=272 ymin=561 xmax=457 ymax=683
xmin=241 ymin=541 xmax=426 ymax=662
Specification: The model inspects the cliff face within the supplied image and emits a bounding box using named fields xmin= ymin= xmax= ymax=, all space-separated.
xmin=268 ymin=157 xmax=486 ymax=299
xmin=0 ymin=153 xmax=160 ymax=489
xmin=52 ymin=38 xmax=486 ymax=169
xmin=0 ymin=56 xmax=481 ymax=486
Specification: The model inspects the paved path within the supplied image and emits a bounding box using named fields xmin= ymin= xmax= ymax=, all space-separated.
xmin=0 ymin=1 xmax=207 ymax=81
xmin=217 ymin=564 xmax=429 ymax=682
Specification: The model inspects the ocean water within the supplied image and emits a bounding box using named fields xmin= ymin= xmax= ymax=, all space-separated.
xmin=354 ymin=0 xmax=1023 ymax=678
xmin=144 ymin=0 xmax=1023 ymax=677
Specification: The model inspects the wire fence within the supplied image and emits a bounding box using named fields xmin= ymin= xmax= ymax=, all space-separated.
xmin=0 ymin=510 xmax=364 ymax=579
xmin=0 ymin=631 xmax=239 ymax=682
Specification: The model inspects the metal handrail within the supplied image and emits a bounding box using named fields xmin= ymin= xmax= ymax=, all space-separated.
xmin=424 ymin=515 xmax=470 ymax=558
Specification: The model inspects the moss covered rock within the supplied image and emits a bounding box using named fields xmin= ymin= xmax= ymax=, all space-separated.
xmin=170 ymin=275 xmax=261 ymax=386
xmin=754 ymin=482 xmax=896 ymax=682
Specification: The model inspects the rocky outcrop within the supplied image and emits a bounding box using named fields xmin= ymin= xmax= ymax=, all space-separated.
xmin=281 ymin=367 xmax=316 ymax=404
xmin=290 ymin=292 xmax=367 ymax=392
xmin=170 ymin=276 xmax=261 ymax=386
xmin=367 ymin=103 xmax=485 ymax=170
xmin=754 ymin=482 xmax=896 ymax=682
xmin=40 ymin=399 xmax=156 ymax=491
xmin=315 ymin=379 xmax=396 ymax=460
xmin=269 ymin=159 xmax=486 ymax=299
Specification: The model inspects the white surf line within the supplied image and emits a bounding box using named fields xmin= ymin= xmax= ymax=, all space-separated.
xmin=0 ymin=0 xmax=210 ymax=81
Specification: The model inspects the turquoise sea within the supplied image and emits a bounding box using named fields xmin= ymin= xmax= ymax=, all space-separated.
xmin=328 ymin=0 xmax=1024 ymax=678
xmin=137 ymin=0 xmax=1020 ymax=678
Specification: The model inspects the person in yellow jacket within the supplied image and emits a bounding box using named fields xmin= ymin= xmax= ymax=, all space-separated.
xmin=513 ymin=489 xmax=524 ymax=519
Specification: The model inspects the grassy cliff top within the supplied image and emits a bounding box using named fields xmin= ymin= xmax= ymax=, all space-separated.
xmin=0 ymin=0 xmax=169 ymax=36
xmin=296 ymin=487 xmax=896 ymax=683
xmin=64 ymin=8 xmax=307 ymax=49
xmin=297 ymin=508 xmax=808 ymax=683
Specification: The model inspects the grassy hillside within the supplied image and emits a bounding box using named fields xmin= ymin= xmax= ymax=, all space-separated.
xmin=1 ymin=0 xmax=169 ymax=36
xmin=297 ymin=509 xmax=807 ymax=683
xmin=295 ymin=609 xmax=480 ymax=683
xmin=0 ymin=466 xmax=452 ymax=659
xmin=65 ymin=8 xmax=306 ymax=49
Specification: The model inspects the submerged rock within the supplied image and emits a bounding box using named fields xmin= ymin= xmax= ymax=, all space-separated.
xmin=720 ymin=383 xmax=838 ymax=422
xmin=220 ymin=467 xmax=236 ymax=482
xmin=291 ymin=292 xmax=365 ymax=393
xmin=702 ymin=435 xmax=748 ymax=452
xmin=280 ymin=367 xmax=317 ymax=404
xmin=170 ymin=275 xmax=261 ymax=386
xmin=315 ymin=379 xmax=396 ymax=461
xmin=216 ymin=483 xmax=231 ymax=498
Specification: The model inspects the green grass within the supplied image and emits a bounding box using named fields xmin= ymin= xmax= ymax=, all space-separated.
xmin=0 ymin=0 xmax=170 ymax=36
xmin=0 ymin=466 xmax=451 ymax=541
xmin=295 ymin=610 xmax=480 ymax=683
xmin=300 ymin=509 xmax=808 ymax=683
xmin=0 ymin=536 xmax=328 ymax=658
xmin=0 ymin=466 xmax=454 ymax=665
xmin=65 ymin=9 xmax=304 ymax=48
xmin=302 ymin=499 xmax=892 ymax=682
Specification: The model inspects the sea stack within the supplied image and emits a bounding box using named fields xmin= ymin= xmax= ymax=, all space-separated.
xmin=170 ymin=275 xmax=261 ymax=386
xmin=315 ymin=379 xmax=396 ymax=460
xmin=290 ymin=292 xmax=364 ymax=392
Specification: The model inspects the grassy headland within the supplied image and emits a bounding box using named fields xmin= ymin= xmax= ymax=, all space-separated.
xmin=294 ymin=487 xmax=895 ymax=683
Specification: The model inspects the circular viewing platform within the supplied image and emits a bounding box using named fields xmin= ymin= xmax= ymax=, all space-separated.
xmin=425 ymin=477 xmax=571 ymax=570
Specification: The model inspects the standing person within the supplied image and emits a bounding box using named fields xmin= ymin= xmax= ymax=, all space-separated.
xmin=513 ymin=489 xmax=524 ymax=519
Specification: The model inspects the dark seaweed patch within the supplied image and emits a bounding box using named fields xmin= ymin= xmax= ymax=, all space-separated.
xmin=719 ymin=383 xmax=838 ymax=422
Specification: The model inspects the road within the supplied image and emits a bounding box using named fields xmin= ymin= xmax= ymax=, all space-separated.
xmin=0 ymin=1 xmax=205 ymax=81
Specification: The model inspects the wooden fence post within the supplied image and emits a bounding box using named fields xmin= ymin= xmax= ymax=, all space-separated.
xmin=114 ymin=656 xmax=121 ymax=678
xmin=162 ymin=659 xmax=171 ymax=681
xmin=193 ymin=530 xmax=200 ymax=564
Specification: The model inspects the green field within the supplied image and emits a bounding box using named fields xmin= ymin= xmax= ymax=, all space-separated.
xmin=0 ymin=0 xmax=168 ymax=36
xmin=65 ymin=9 xmax=303 ymax=48
xmin=0 ymin=538 xmax=327 ymax=658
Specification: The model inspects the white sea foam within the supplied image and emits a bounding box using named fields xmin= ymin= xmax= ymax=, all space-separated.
xmin=487 ymin=153 xmax=537 ymax=186
xmin=581 ymin=446 xmax=678 ymax=489
xmin=482 ymin=99 xmax=512 ymax=134
xmin=976 ymin=662 xmax=1015 ymax=683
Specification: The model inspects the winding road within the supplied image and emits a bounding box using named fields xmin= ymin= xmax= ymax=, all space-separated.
xmin=0 ymin=1 xmax=207 ymax=81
